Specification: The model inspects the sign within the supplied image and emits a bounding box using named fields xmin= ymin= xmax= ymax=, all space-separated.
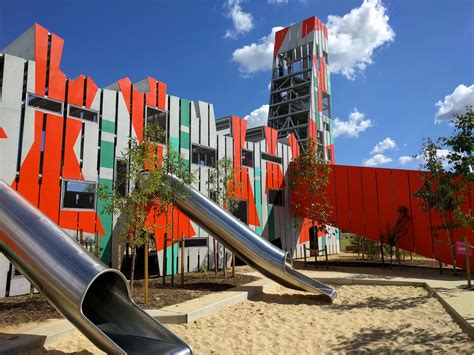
xmin=455 ymin=241 xmax=472 ymax=256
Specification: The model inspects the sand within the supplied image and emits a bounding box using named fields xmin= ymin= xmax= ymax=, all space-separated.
xmin=21 ymin=284 xmax=473 ymax=354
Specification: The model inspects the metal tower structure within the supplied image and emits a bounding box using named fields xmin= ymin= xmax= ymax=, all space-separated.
xmin=268 ymin=16 xmax=334 ymax=163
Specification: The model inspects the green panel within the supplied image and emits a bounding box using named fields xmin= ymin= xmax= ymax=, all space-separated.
xmin=320 ymin=235 xmax=327 ymax=250
xmin=100 ymin=141 xmax=115 ymax=169
xmin=101 ymin=120 xmax=115 ymax=134
xmin=97 ymin=178 xmax=113 ymax=264
xmin=180 ymin=99 xmax=190 ymax=127
xmin=165 ymin=243 xmax=179 ymax=275
xmin=169 ymin=136 xmax=179 ymax=154
xmin=180 ymin=131 xmax=190 ymax=150
xmin=254 ymin=168 xmax=263 ymax=236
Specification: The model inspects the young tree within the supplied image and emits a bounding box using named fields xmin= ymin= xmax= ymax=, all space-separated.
xmin=290 ymin=138 xmax=333 ymax=255
xmin=207 ymin=156 xmax=241 ymax=275
xmin=415 ymin=139 xmax=460 ymax=271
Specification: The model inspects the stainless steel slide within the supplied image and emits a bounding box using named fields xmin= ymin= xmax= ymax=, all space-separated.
xmin=0 ymin=180 xmax=192 ymax=355
xmin=164 ymin=174 xmax=337 ymax=302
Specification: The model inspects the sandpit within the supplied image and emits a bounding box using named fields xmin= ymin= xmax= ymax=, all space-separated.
xmin=21 ymin=285 xmax=473 ymax=354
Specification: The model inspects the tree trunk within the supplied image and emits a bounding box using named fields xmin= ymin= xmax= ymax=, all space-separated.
xmin=441 ymin=213 xmax=456 ymax=275
xmin=162 ymin=232 xmax=167 ymax=285
xmin=130 ymin=245 xmax=137 ymax=296
xmin=144 ymin=241 xmax=149 ymax=306
xmin=171 ymin=205 xmax=176 ymax=286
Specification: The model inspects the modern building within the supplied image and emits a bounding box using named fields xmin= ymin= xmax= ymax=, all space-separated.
xmin=0 ymin=17 xmax=340 ymax=297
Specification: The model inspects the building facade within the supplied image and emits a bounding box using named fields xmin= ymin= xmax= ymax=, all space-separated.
xmin=0 ymin=17 xmax=340 ymax=297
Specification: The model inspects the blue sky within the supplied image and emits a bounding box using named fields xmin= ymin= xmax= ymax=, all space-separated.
xmin=1 ymin=0 xmax=473 ymax=169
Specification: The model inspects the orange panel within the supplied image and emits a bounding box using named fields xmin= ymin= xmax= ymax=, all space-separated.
xmin=392 ymin=169 xmax=415 ymax=252
xmin=131 ymin=88 xmax=144 ymax=142
xmin=408 ymin=171 xmax=433 ymax=258
xmin=375 ymin=169 xmax=394 ymax=236
xmin=145 ymin=77 xmax=157 ymax=107
xmin=85 ymin=77 xmax=98 ymax=108
xmin=16 ymin=111 xmax=44 ymax=206
xmin=62 ymin=118 xmax=83 ymax=179
xmin=38 ymin=114 xmax=64 ymax=222
xmin=48 ymin=34 xmax=66 ymax=101
xmin=361 ymin=168 xmax=380 ymax=241
xmin=67 ymin=75 xmax=85 ymax=106
xmin=334 ymin=165 xmax=350 ymax=231
xmin=157 ymin=82 xmax=167 ymax=111
xmin=34 ymin=24 xmax=48 ymax=96
xmin=347 ymin=166 xmax=364 ymax=237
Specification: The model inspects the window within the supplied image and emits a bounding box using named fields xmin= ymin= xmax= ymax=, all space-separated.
xmin=192 ymin=144 xmax=216 ymax=167
xmin=261 ymin=152 xmax=282 ymax=164
xmin=241 ymin=149 xmax=254 ymax=167
xmin=145 ymin=106 xmax=167 ymax=143
xmin=28 ymin=93 xmax=62 ymax=114
xmin=268 ymin=189 xmax=284 ymax=206
xmin=184 ymin=238 xmax=208 ymax=248
xmin=232 ymin=200 xmax=248 ymax=224
xmin=62 ymin=180 xmax=96 ymax=210
xmin=68 ymin=105 xmax=98 ymax=122
xmin=116 ymin=160 xmax=128 ymax=196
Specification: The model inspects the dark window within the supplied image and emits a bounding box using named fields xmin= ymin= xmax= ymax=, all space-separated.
xmin=241 ymin=149 xmax=254 ymax=167
xmin=184 ymin=238 xmax=208 ymax=248
xmin=323 ymin=122 xmax=330 ymax=132
xmin=116 ymin=160 xmax=128 ymax=196
xmin=28 ymin=93 xmax=62 ymax=113
xmin=268 ymin=189 xmax=284 ymax=206
xmin=261 ymin=152 xmax=282 ymax=164
xmin=192 ymin=144 xmax=216 ymax=167
xmin=0 ymin=56 xmax=4 ymax=100
xmin=69 ymin=105 xmax=98 ymax=122
xmin=145 ymin=107 xmax=167 ymax=143
xmin=232 ymin=200 xmax=248 ymax=224
xmin=62 ymin=180 xmax=96 ymax=210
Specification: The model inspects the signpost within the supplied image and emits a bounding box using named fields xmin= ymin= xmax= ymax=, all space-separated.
xmin=455 ymin=238 xmax=472 ymax=288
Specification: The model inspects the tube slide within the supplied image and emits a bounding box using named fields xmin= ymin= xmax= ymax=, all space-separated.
xmin=164 ymin=174 xmax=337 ymax=302
xmin=0 ymin=180 xmax=192 ymax=355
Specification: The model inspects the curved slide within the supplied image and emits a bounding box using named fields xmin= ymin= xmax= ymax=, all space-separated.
xmin=164 ymin=174 xmax=337 ymax=302
xmin=0 ymin=180 xmax=192 ymax=355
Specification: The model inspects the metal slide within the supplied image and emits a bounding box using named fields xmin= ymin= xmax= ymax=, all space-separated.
xmin=163 ymin=174 xmax=337 ymax=302
xmin=0 ymin=180 xmax=192 ymax=355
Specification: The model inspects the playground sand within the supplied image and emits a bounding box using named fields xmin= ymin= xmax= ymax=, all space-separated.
xmin=22 ymin=285 xmax=473 ymax=354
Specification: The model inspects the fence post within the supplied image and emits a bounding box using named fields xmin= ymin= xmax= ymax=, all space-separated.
xmin=144 ymin=240 xmax=149 ymax=306
xmin=232 ymin=254 xmax=235 ymax=278
xmin=213 ymin=239 xmax=217 ymax=276
xmin=325 ymin=245 xmax=329 ymax=270
xmin=303 ymin=245 xmax=307 ymax=269
xmin=181 ymin=234 xmax=185 ymax=286
xmin=465 ymin=236 xmax=471 ymax=289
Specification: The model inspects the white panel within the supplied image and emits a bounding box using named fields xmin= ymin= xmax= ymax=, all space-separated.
xmin=1 ymin=54 xmax=25 ymax=108
xmin=198 ymin=101 xmax=208 ymax=146
xmin=82 ymin=121 xmax=99 ymax=181
xmin=208 ymin=104 xmax=217 ymax=149
xmin=26 ymin=60 xmax=35 ymax=93
xmin=190 ymin=101 xmax=199 ymax=144
xmin=115 ymin=93 xmax=129 ymax=159
xmin=217 ymin=135 xmax=226 ymax=160
xmin=0 ymin=107 xmax=21 ymax=182
xmin=20 ymin=107 xmax=36 ymax=165
xmin=101 ymin=89 xmax=116 ymax=123
xmin=168 ymin=96 xmax=180 ymax=141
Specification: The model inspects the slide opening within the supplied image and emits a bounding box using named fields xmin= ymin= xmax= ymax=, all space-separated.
xmin=82 ymin=271 xmax=191 ymax=354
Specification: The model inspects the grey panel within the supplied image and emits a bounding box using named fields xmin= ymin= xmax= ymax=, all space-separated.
xmin=2 ymin=25 xmax=35 ymax=61
xmin=20 ymin=108 xmax=36 ymax=166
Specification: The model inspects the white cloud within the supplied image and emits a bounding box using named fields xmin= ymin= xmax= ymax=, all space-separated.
xmin=416 ymin=149 xmax=451 ymax=168
xmin=231 ymin=27 xmax=283 ymax=75
xmin=370 ymin=137 xmax=396 ymax=154
xmin=363 ymin=153 xmax=392 ymax=167
xmin=435 ymin=84 xmax=474 ymax=123
xmin=399 ymin=156 xmax=414 ymax=165
xmin=328 ymin=0 xmax=395 ymax=79
xmin=224 ymin=0 xmax=254 ymax=39
xmin=231 ymin=0 xmax=394 ymax=78
xmin=268 ymin=0 xmax=288 ymax=3
xmin=333 ymin=109 xmax=373 ymax=138
xmin=244 ymin=104 xmax=269 ymax=128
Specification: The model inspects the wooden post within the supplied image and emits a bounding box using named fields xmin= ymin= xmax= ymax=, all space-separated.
xmin=465 ymin=236 xmax=471 ymax=289
xmin=303 ymin=245 xmax=307 ymax=269
xmin=436 ymin=237 xmax=443 ymax=275
xmin=325 ymin=245 xmax=329 ymax=270
xmin=144 ymin=240 xmax=149 ymax=306
xmin=181 ymin=235 xmax=185 ymax=286
xmin=223 ymin=247 xmax=226 ymax=277
xmin=162 ymin=233 xmax=167 ymax=285
xmin=95 ymin=232 xmax=100 ymax=258
xmin=213 ymin=239 xmax=217 ymax=276
xmin=79 ymin=229 xmax=84 ymax=245
xmin=232 ymin=254 xmax=235 ymax=278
